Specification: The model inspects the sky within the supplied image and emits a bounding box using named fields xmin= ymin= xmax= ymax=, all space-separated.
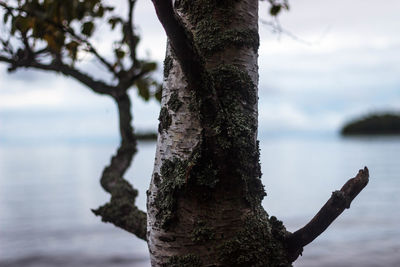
xmin=1 ymin=0 xmax=400 ymax=142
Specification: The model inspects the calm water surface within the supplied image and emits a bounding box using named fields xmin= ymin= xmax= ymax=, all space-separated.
xmin=0 ymin=136 xmax=399 ymax=266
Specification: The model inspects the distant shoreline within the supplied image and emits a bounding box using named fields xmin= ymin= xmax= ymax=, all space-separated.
xmin=341 ymin=113 xmax=400 ymax=136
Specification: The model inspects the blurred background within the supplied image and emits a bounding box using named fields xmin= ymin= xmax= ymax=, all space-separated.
xmin=1 ymin=0 xmax=399 ymax=266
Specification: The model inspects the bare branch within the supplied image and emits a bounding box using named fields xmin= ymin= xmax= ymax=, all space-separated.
xmin=0 ymin=54 xmax=115 ymax=95
xmin=260 ymin=18 xmax=330 ymax=46
xmin=286 ymin=167 xmax=369 ymax=262
xmin=124 ymin=0 xmax=139 ymax=64
xmin=0 ymin=55 xmax=13 ymax=64
xmin=0 ymin=37 xmax=14 ymax=55
xmin=42 ymin=62 xmax=115 ymax=95
xmin=151 ymin=0 xmax=204 ymax=90
xmin=93 ymin=93 xmax=147 ymax=241
xmin=34 ymin=47 xmax=51 ymax=57
xmin=117 ymin=67 xmax=152 ymax=92
xmin=0 ymin=1 xmax=14 ymax=15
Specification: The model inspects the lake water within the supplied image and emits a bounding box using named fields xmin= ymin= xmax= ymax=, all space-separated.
xmin=0 ymin=135 xmax=399 ymax=267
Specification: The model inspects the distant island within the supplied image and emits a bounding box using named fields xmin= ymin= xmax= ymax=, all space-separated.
xmin=136 ymin=132 xmax=158 ymax=141
xmin=341 ymin=113 xmax=400 ymax=135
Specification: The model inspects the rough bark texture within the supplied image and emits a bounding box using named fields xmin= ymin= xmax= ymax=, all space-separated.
xmin=147 ymin=0 xmax=291 ymax=266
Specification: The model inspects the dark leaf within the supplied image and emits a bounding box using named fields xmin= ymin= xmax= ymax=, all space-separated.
xmin=108 ymin=17 xmax=122 ymax=30
xmin=270 ymin=5 xmax=281 ymax=16
xmin=81 ymin=21 xmax=94 ymax=36
xmin=135 ymin=78 xmax=150 ymax=101
xmin=154 ymin=85 xmax=162 ymax=102
xmin=115 ymin=48 xmax=125 ymax=59
xmin=66 ymin=41 xmax=80 ymax=60
xmin=141 ymin=61 xmax=157 ymax=73
xmin=3 ymin=12 xmax=10 ymax=24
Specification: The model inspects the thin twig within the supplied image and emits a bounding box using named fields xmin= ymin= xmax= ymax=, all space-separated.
xmin=125 ymin=0 xmax=138 ymax=63
xmin=260 ymin=18 xmax=330 ymax=46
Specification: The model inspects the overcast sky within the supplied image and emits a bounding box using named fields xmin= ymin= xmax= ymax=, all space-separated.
xmin=1 ymin=0 xmax=400 ymax=141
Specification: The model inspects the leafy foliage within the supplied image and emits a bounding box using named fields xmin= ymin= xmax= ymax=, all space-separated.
xmin=262 ymin=0 xmax=290 ymax=16
xmin=4 ymin=0 xmax=112 ymax=56
xmin=0 ymin=0 xmax=161 ymax=101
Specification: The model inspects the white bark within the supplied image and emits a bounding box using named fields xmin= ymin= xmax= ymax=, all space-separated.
xmin=147 ymin=44 xmax=202 ymax=264
xmin=147 ymin=0 xmax=259 ymax=265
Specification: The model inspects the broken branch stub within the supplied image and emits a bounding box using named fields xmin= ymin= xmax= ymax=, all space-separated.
xmin=286 ymin=167 xmax=369 ymax=262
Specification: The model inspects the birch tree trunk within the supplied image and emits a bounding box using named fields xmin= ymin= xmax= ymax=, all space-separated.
xmin=147 ymin=0 xmax=291 ymax=266
xmin=148 ymin=0 xmax=369 ymax=266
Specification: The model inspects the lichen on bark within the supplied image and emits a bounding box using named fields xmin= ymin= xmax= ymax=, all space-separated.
xmin=163 ymin=55 xmax=173 ymax=78
xmin=165 ymin=254 xmax=203 ymax=267
xmin=148 ymin=0 xmax=290 ymax=265
xmin=175 ymin=0 xmax=259 ymax=57
xmin=195 ymin=23 xmax=259 ymax=56
xmin=154 ymin=158 xmax=187 ymax=228
xmin=172 ymin=0 xmax=264 ymax=209
xmin=158 ymin=107 xmax=172 ymax=133
xmin=207 ymin=63 xmax=265 ymax=207
xmin=191 ymin=220 xmax=215 ymax=243
xmin=218 ymin=212 xmax=291 ymax=267
xmin=153 ymin=141 xmax=219 ymax=229
xmin=167 ymin=91 xmax=183 ymax=112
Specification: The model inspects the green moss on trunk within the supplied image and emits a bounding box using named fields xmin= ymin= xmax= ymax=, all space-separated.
xmin=196 ymin=24 xmax=259 ymax=56
xmin=218 ymin=212 xmax=291 ymax=267
xmin=191 ymin=221 xmax=215 ymax=243
xmin=175 ymin=0 xmax=259 ymax=57
xmin=154 ymin=158 xmax=187 ymax=228
xmin=153 ymin=0 xmax=292 ymax=265
xmin=165 ymin=254 xmax=202 ymax=267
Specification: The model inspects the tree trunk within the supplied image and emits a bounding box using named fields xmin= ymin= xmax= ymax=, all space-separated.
xmin=147 ymin=0 xmax=291 ymax=266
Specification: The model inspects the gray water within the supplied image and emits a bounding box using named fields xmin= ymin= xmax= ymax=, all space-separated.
xmin=0 ymin=136 xmax=399 ymax=267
